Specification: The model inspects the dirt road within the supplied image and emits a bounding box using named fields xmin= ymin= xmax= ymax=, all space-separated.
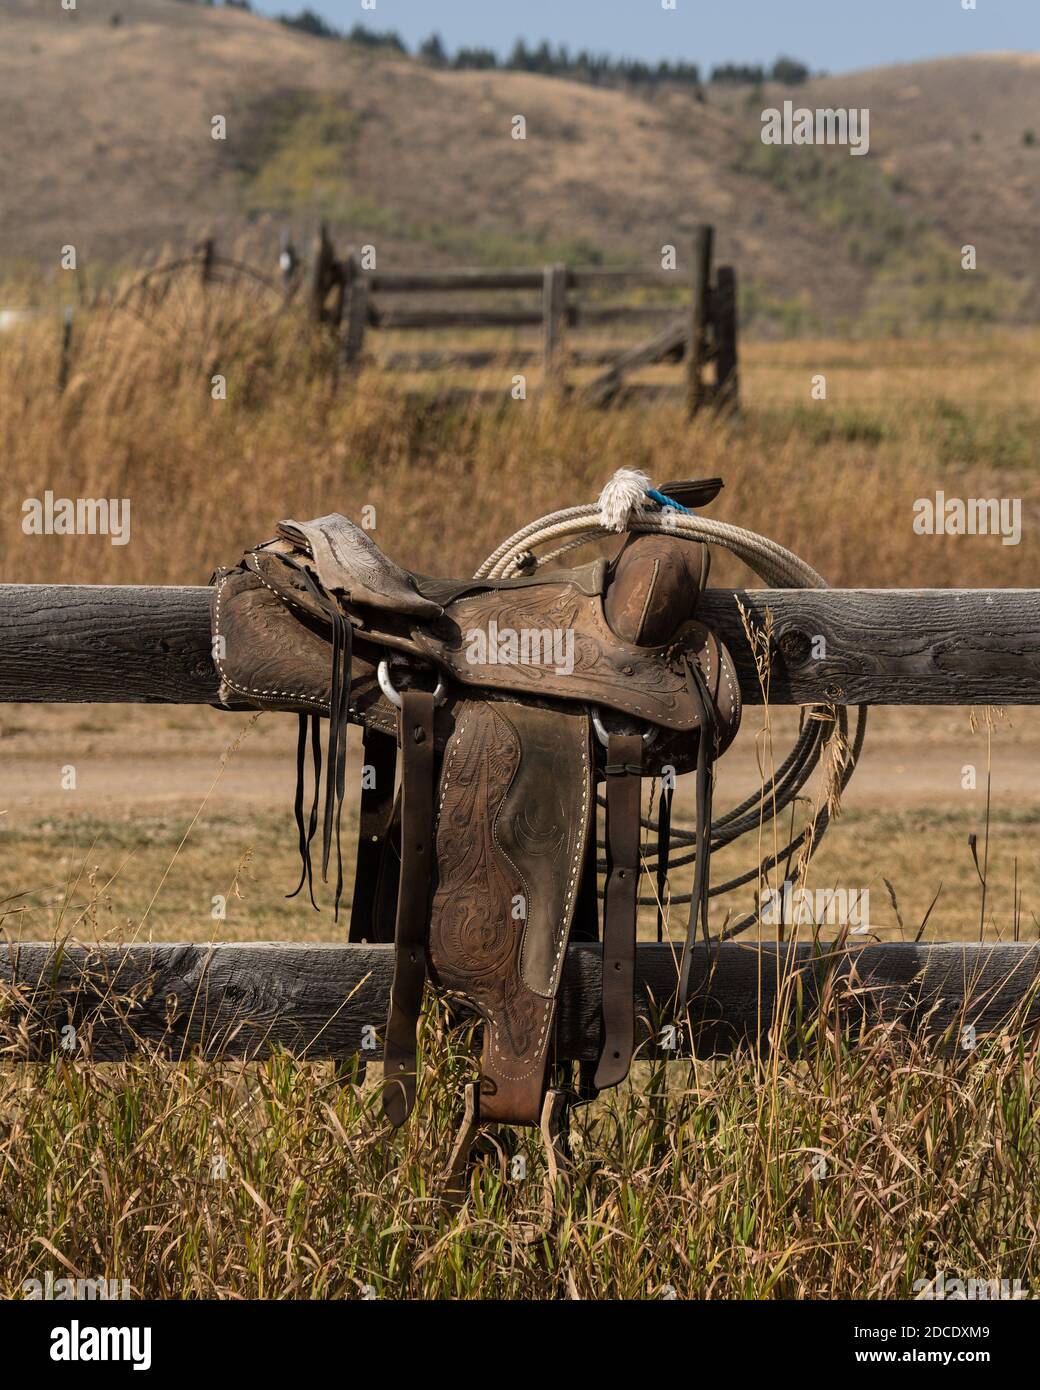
xmin=2 ymin=702 xmax=1036 ymax=822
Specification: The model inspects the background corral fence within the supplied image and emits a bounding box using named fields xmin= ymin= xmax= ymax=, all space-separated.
xmin=303 ymin=222 xmax=738 ymax=411
xmin=15 ymin=225 xmax=739 ymax=410
xmin=2 ymin=582 xmax=1040 ymax=1062
xmin=18 ymin=236 xmax=292 ymax=392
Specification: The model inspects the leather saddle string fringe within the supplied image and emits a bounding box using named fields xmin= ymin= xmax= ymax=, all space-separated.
xmin=288 ymin=712 xmax=323 ymax=910
xmin=256 ymin=551 xmax=354 ymax=920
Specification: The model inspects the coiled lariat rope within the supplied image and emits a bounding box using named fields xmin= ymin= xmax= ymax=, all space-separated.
xmin=477 ymin=471 xmax=868 ymax=942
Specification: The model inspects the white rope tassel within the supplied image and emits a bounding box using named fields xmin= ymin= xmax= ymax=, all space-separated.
xmin=597 ymin=468 xmax=651 ymax=532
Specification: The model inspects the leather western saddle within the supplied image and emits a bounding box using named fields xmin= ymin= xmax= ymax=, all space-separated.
xmin=211 ymin=478 xmax=741 ymax=1156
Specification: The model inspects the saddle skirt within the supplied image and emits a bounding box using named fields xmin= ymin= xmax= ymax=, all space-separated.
xmin=211 ymin=506 xmax=741 ymax=1129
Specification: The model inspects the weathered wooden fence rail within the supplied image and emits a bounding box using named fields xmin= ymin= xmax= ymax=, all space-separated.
xmin=3 ymin=941 xmax=1039 ymax=1062
xmin=3 ymin=581 xmax=1040 ymax=1058
xmin=2 ymin=584 xmax=1039 ymax=708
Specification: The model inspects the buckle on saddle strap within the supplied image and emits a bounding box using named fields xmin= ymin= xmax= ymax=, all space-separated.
xmin=591 ymin=707 xmax=659 ymax=751
xmin=377 ymin=658 xmax=447 ymax=710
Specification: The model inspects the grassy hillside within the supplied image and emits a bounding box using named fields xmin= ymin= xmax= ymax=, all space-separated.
xmin=1 ymin=0 xmax=1037 ymax=329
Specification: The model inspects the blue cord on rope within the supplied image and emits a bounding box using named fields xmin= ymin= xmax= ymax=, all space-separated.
xmin=645 ymin=487 xmax=691 ymax=514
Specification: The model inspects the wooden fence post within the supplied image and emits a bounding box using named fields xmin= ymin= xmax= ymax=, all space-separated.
xmin=57 ymin=306 xmax=74 ymax=394
xmin=713 ymin=265 xmax=739 ymax=412
xmin=542 ymin=262 xmax=568 ymax=391
xmin=198 ymin=236 xmax=215 ymax=289
xmin=686 ymin=225 xmax=713 ymax=417
xmin=341 ymin=253 xmax=369 ymax=367
xmin=311 ymin=223 xmax=337 ymax=325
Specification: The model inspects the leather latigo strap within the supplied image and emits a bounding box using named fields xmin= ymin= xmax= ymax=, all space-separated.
xmin=427 ymin=700 xmax=592 ymax=1126
xmin=655 ymin=779 xmax=673 ymax=944
xmin=679 ymin=657 xmax=718 ymax=1010
xmin=595 ymin=733 xmax=643 ymax=1091
xmin=348 ymin=726 xmax=398 ymax=944
xmin=381 ymin=690 xmax=436 ymax=1128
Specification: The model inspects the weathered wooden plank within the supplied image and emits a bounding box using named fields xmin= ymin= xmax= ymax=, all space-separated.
xmin=568 ymin=268 xmax=680 ymax=289
xmin=542 ymin=262 xmax=567 ymax=385
xmin=373 ymin=307 xmax=543 ymax=330
xmin=367 ymin=269 xmax=545 ymax=293
xmin=606 ymin=383 xmax=687 ymax=403
xmin=565 ymin=347 xmax=640 ymax=367
xmin=3 ymin=585 xmax=1040 ymax=707
xmin=310 ymin=222 xmax=341 ymax=327
xmin=0 ymin=584 xmax=218 ymax=704
xmin=380 ymin=349 xmax=539 ymax=371
xmin=713 ymin=265 xmax=739 ymax=411
xmin=378 ymin=348 xmax=636 ymax=371
xmin=341 ymin=254 xmax=369 ymax=368
xmin=581 ymin=317 xmax=686 ymax=406
xmin=2 ymin=941 xmax=1037 ymax=1062
xmin=57 ymin=306 xmax=74 ymax=395
xmin=198 ymin=236 xmax=215 ymax=289
xmin=364 ymin=268 xmax=678 ymax=293
xmin=575 ymin=303 xmax=678 ymax=326
xmin=699 ymin=588 xmax=1040 ymax=705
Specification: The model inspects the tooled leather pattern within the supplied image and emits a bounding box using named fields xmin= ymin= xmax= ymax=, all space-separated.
xmin=416 ymin=584 xmax=724 ymax=731
xmin=427 ymin=703 xmax=550 ymax=1075
xmin=229 ymin=531 xmax=736 ymax=742
xmin=213 ymin=562 xmax=740 ymax=770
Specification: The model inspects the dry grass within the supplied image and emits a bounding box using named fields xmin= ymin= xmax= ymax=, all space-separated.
xmin=2 ymin=705 xmax=1038 ymax=947
xmin=3 ymin=295 xmax=1040 ymax=1299
xmin=1 ymin=991 xmax=1039 ymax=1299
xmin=3 ymin=299 xmax=1039 ymax=592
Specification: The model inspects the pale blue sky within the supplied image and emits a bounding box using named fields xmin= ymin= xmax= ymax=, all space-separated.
xmin=250 ymin=0 xmax=1040 ymax=74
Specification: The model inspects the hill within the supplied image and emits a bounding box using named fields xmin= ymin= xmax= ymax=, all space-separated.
xmin=1 ymin=0 xmax=1037 ymax=328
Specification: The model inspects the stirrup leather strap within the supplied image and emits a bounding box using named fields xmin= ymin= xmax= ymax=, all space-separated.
xmin=348 ymin=726 xmax=398 ymax=944
xmin=381 ymin=689 xmax=436 ymax=1127
xmin=595 ymin=732 xmax=643 ymax=1091
xmin=678 ymin=657 xmax=717 ymax=1011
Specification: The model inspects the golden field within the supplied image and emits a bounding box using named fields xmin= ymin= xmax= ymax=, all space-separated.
xmin=1 ymin=302 xmax=1040 ymax=1298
